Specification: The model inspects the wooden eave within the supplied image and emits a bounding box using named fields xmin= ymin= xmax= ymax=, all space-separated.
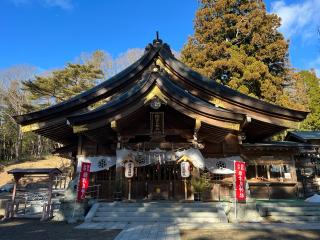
xmin=14 ymin=43 xmax=162 ymax=126
xmin=67 ymin=71 xmax=245 ymax=133
xmin=52 ymin=144 xmax=77 ymax=155
xmin=13 ymin=39 xmax=308 ymax=142
xmin=157 ymin=47 xmax=308 ymax=127
xmin=241 ymin=141 xmax=317 ymax=152
xmin=242 ymin=118 xmax=287 ymax=142
xmin=8 ymin=168 xmax=62 ymax=176
xmin=36 ymin=126 xmax=76 ymax=145
xmin=285 ymin=131 xmax=320 ymax=143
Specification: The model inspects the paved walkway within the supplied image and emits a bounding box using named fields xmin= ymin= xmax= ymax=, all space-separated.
xmin=76 ymin=222 xmax=180 ymax=240
xmin=76 ymin=221 xmax=320 ymax=240
xmin=178 ymin=222 xmax=320 ymax=230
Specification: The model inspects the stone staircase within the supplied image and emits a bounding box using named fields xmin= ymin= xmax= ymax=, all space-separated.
xmin=85 ymin=202 xmax=228 ymax=224
xmin=257 ymin=202 xmax=320 ymax=223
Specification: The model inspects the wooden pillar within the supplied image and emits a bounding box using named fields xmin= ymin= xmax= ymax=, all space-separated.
xmin=191 ymin=167 xmax=200 ymax=200
xmin=290 ymin=155 xmax=298 ymax=182
xmin=255 ymin=164 xmax=258 ymax=178
xmin=47 ymin=174 xmax=53 ymax=216
xmin=41 ymin=173 xmax=54 ymax=221
xmin=267 ymin=165 xmax=271 ymax=180
xmin=184 ymin=178 xmax=187 ymax=200
xmin=77 ymin=134 xmax=83 ymax=154
xmin=279 ymin=164 xmax=283 ymax=181
xmin=10 ymin=176 xmax=20 ymax=218
xmin=73 ymin=134 xmax=83 ymax=178
xmin=71 ymin=154 xmax=77 ymax=179
xmin=115 ymin=132 xmax=123 ymax=200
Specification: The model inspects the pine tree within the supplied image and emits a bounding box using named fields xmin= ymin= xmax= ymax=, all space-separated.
xmin=181 ymin=0 xmax=292 ymax=105
xmin=23 ymin=63 xmax=103 ymax=109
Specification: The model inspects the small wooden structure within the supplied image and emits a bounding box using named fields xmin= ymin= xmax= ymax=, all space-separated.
xmin=285 ymin=131 xmax=320 ymax=196
xmin=5 ymin=168 xmax=62 ymax=221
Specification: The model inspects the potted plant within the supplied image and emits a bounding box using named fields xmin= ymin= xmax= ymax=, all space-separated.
xmin=191 ymin=172 xmax=211 ymax=201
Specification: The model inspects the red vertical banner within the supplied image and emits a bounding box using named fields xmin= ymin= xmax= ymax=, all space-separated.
xmin=77 ymin=162 xmax=91 ymax=202
xmin=235 ymin=161 xmax=246 ymax=202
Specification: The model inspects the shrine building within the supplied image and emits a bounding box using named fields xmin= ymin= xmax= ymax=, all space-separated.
xmin=14 ymin=38 xmax=317 ymax=201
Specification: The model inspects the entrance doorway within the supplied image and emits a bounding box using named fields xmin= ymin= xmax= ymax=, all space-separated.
xmin=129 ymin=162 xmax=191 ymax=200
xmin=92 ymin=163 xmax=192 ymax=201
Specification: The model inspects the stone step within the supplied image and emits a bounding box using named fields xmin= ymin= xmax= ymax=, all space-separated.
xmin=97 ymin=207 xmax=219 ymax=213
xmin=267 ymin=207 xmax=320 ymax=212
xmin=97 ymin=202 xmax=219 ymax=208
xmin=98 ymin=202 xmax=219 ymax=206
xmin=257 ymin=203 xmax=320 ymax=208
xmin=269 ymin=215 xmax=320 ymax=222
xmin=268 ymin=210 xmax=320 ymax=216
xmin=94 ymin=211 xmax=220 ymax=218
xmin=92 ymin=216 xmax=224 ymax=223
xmin=85 ymin=202 xmax=228 ymax=224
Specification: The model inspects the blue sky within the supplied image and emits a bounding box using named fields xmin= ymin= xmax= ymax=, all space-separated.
xmin=1 ymin=0 xmax=320 ymax=75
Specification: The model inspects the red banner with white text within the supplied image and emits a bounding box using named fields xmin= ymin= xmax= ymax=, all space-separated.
xmin=234 ymin=161 xmax=246 ymax=201
xmin=77 ymin=162 xmax=91 ymax=202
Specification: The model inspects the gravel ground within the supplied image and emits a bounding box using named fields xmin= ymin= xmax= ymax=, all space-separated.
xmin=0 ymin=219 xmax=120 ymax=240
xmin=181 ymin=229 xmax=320 ymax=240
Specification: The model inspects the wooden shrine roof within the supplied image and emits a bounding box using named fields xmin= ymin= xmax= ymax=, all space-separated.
xmin=242 ymin=141 xmax=318 ymax=154
xmin=13 ymin=38 xmax=309 ymax=144
xmin=7 ymin=168 xmax=62 ymax=176
xmin=285 ymin=131 xmax=320 ymax=143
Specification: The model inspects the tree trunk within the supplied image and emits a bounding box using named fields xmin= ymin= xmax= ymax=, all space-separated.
xmin=37 ymin=135 xmax=42 ymax=158
xmin=15 ymin=125 xmax=23 ymax=161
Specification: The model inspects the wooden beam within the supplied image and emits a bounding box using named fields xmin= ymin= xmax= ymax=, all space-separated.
xmin=143 ymin=85 xmax=168 ymax=104
xmin=209 ymin=96 xmax=301 ymax=129
xmin=111 ymin=120 xmax=117 ymax=131
xmin=21 ymin=118 xmax=65 ymax=133
xmin=195 ymin=119 xmax=201 ymax=132
xmin=155 ymin=58 xmax=175 ymax=76
xmin=21 ymin=123 xmax=40 ymax=132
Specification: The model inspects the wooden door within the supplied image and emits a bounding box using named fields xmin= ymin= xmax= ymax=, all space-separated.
xmin=128 ymin=163 xmax=189 ymax=200
xmin=93 ymin=167 xmax=116 ymax=200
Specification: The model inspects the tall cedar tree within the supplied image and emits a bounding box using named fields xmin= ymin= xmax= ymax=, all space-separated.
xmin=23 ymin=63 xmax=103 ymax=109
xmin=181 ymin=0 xmax=294 ymax=105
xmin=299 ymin=71 xmax=320 ymax=130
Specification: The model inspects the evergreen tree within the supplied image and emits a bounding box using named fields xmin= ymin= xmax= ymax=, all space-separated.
xmin=23 ymin=63 xmax=103 ymax=108
xmin=181 ymin=0 xmax=292 ymax=105
xmin=299 ymin=70 xmax=320 ymax=130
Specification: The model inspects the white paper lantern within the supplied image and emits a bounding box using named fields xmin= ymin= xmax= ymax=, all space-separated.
xmin=181 ymin=161 xmax=190 ymax=178
xmin=125 ymin=161 xmax=134 ymax=178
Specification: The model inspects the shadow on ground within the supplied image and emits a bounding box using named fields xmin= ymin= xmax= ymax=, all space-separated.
xmin=0 ymin=219 xmax=120 ymax=240
xmin=181 ymin=229 xmax=320 ymax=240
